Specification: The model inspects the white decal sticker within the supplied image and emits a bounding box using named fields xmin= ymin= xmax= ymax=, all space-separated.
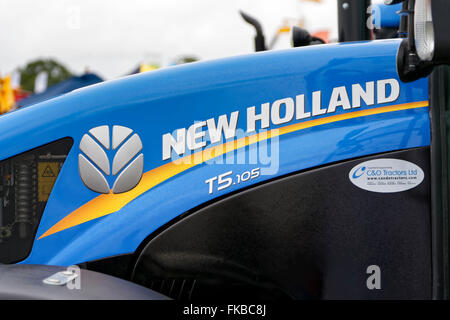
xmin=349 ymin=159 xmax=424 ymax=193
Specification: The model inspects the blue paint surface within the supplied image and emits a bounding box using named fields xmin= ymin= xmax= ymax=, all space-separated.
xmin=372 ymin=3 xmax=403 ymax=28
xmin=0 ymin=40 xmax=429 ymax=265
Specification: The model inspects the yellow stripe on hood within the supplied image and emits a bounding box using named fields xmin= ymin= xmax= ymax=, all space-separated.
xmin=38 ymin=100 xmax=429 ymax=239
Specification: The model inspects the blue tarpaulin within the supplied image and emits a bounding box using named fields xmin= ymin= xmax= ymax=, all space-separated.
xmin=18 ymin=73 xmax=103 ymax=108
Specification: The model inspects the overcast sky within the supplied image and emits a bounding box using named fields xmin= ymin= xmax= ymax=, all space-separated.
xmin=0 ymin=0 xmax=339 ymax=79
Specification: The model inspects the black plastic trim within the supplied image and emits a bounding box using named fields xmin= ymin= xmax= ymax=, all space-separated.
xmin=132 ymin=147 xmax=432 ymax=300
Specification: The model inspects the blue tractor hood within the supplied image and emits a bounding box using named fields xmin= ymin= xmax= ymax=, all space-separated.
xmin=0 ymin=39 xmax=430 ymax=265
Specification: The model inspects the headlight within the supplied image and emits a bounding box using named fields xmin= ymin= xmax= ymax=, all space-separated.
xmin=414 ymin=0 xmax=435 ymax=61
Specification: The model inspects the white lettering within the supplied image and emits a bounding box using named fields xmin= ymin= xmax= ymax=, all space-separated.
xmin=312 ymin=91 xmax=326 ymax=116
xmin=271 ymin=98 xmax=295 ymax=125
xmin=296 ymin=94 xmax=311 ymax=120
xmin=352 ymin=81 xmax=375 ymax=108
xmin=207 ymin=111 xmax=239 ymax=144
xmin=247 ymin=103 xmax=270 ymax=133
xmin=377 ymin=78 xmax=400 ymax=104
xmin=187 ymin=121 xmax=207 ymax=150
xmin=162 ymin=129 xmax=186 ymax=160
xmin=328 ymin=86 xmax=351 ymax=113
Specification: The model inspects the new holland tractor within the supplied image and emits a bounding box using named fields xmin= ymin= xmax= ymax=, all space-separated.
xmin=0 ymin=0 xmax=449 ymax=300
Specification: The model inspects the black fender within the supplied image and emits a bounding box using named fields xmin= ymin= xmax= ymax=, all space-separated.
xmin=131 ymin=147 xmax=432 ymax=300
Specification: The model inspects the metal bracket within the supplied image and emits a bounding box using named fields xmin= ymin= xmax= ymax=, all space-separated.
xmin=43 ymin=270 xmax=78 ymax=286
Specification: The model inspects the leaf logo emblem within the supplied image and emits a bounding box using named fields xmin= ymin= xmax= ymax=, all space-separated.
xmin=79 ymin=125 xmax=144 ymax=194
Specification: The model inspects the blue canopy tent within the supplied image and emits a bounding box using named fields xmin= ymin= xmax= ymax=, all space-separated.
xmin=17 ymin=73 xmax=103 ymax=108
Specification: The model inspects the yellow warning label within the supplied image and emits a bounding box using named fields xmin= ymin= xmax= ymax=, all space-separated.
xmin=38 ymin=162 xmax=60 ymax=202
